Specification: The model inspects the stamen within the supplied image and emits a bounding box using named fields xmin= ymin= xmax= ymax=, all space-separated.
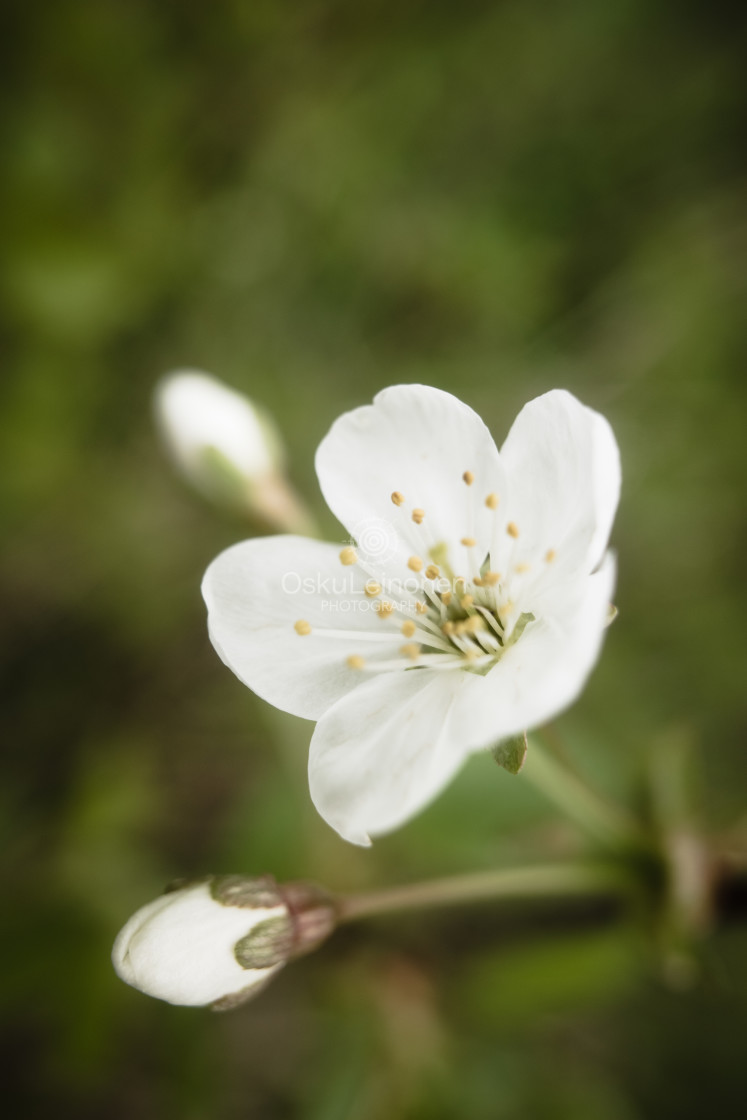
xmin=460 ymin=536 xmax=476 ymax=547
xmin=408 ymin=556 xmax=423 ymax=573
xmin=294 ymin=620 xmax=312 ymax=636
xmin=443 ymin=621 xmax=455 ymax=636
xmin=545 ymin=548 xmax=556 ymax=563
xmin=515 ymin=563 xmax=531 ymax=574
xmin=506 ymin=522 xmax=519 ymax=539
xmin=454 ymin=577 xmax=467 ymax=596
xmin=347 ymin=655 xmax=365 ymax=670
xmin=441 ymin=591 xmax=453 ymax=605
xmin=391 ymin=491 xmax=405 ymax=506
xmin=364 ymin=580 xmax=382 ymax=597
xmin=484 ymin=571 xmax=501 ymax=586
xmin=425 ymin=564 xmax=440 ymax=580
xmin=400 ymin=643 xmax=420 ymax=662
xmin=460 ymin=594 xmax=474 ymax=609
xmin=462 ymin=470 xmax=475 ymax=486
xmin=339 ymin=546 xmax=357 ymax=565
xmin=401 ymin=620 xmax=416 ymax=638
xmin=374 ymin=600 xmax=394 ymax=618
xmin=485 ymin=493 xmax=499 ymax=510
xmin=415 ymin=601 xmax=428 ymax=614
xmin=412 ymin=508 xmax=425 ymax=524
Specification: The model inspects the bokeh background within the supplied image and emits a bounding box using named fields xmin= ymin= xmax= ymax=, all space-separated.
xmin=2 ymin=1 xmax=747 ymax=1116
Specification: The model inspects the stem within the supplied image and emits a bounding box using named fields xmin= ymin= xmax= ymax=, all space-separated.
xmin=337 ymin=861 xmax=628 ymax=923
xmin=523 ymin=733 xmax=647 ymax=851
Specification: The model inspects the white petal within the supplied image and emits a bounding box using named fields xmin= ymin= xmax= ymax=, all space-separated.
xmin=308 ymin=668 xmax=472 ymax=845
xmin=202 ymin=536 xmax=407 ymax=720
xmin=155 ymin=370 xmax=282 ymax=482
xmin=495 ymin=390 xmax=620 ymax=582
xmin=451 ymin=554 xmax=617 ymax=748
xmin=315 ymin=385 xmax=506 ymax=582
xmin=112 ymin=883 xmax=282 ymax=1006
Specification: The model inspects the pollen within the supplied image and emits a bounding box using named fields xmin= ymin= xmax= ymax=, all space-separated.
xmin=425 ymin=564 xmax=440 ymax=580
xmin=401 ymin=620 xmax=416 ymax=637
xmin=484 ymin=571 xmax=501 ymax=586
xmin=415 ymin=601 xmax=428 ymax=614
xmin=506 ymin=522 xmax=520 ymax=539
xmin=441 ymin=591 xmax=453 ymax=605
xmin=339 ymin=546 xmax=357 ymax=565
xmin=375 ymin=600 xmax=394 ymax=618
xmin=408 ymin=555 xmax=423 ymax=572
xmin=400 ymin=643 xmax=420 ymax=661
xmin=442 ymin=621 xmax=455 ymax=635
xmin=485 ymin=493 xmax=499 ymax=510
xmin=294 ymin=620 xmax=312 ymax=636
xmin=461 ymin=536 xmax=476 ymax=547
xmin=347 ymin=655 xmax=365 ymax=670
xmin=460 ymin=594 xmax=474 ymax=609
xmin=412 ymin=508 xmax=425 ymax=524
xmin=515 ymin=563 xmax=531 ymax=574
xmin=545 ymin=548 xmax=556 ymax=563
xmin=473 ymin=576 xmax=484 ymax=586
xmin=391 ymin=491 xmax=405 ymax=506
xmin=462 ymin=470 xmax=475 ymax=486
xmin=364 ymin=580 xmax=382 ymax=597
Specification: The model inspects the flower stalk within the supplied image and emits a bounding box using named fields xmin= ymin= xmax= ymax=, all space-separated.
xmin=522 ymin=733 xmax=648 ymax=852
xmin=336 ymin=860 xmax=631 ymax=923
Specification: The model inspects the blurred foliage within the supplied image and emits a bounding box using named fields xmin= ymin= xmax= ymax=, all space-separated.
xmin=1 ymin=0 xmax=747 ymax=1117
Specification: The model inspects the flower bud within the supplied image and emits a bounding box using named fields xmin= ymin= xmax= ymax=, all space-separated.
xmin=112 ymin=875 xmax=337 ymax=1009
xmin=154 ymin=370 xmax=314 ymax=533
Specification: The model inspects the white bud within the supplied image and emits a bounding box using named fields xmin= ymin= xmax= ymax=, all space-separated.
xmin=112 ymin=875 xmax=336 ymax=1009
xmin=154 ymin=371 xmax=313 ymax=532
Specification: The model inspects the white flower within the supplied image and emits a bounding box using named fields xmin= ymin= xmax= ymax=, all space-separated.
xmin=202 ymin=386 xmax=620 ymax=847
xmin=112 ymin=875 xmax=336 ymax=1008
xmin=155 ymin=370 xmax=312 ymax=532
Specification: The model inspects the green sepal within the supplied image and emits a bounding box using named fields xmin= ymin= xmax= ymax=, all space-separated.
xmin=491 ymin=731 xmax=528 ymax=775
xmin=234 ymin=914 xmax=294 ymax=970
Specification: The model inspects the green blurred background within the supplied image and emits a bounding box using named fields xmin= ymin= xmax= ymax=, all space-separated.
xmin=2 ymin=1 xmax=747 ymax=1116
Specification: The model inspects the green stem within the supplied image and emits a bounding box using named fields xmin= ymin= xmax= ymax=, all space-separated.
xmin=523 ymin=733 xmax=647 ymax=851
xmin=337 ymin=860 xmax=628 ymax=923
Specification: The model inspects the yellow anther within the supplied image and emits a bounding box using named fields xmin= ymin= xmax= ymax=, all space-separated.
xmin=391 ymin=491 xmax=405 ymax=506
xmin=515 ymin=563 xmax=531 ymax=574
xmin=347 ymin=655 xmax=365 ymax=670
xmin=545 ymin=548 xmax=556 ymax=563
xmin=465 ymin=615 xmax=485 ymax=634
xmin=506 ymin=522 xmax=519 ymax=539
xmin=364 ymin=580 xmax=382 ymax=597
xmin=473 ymin=576 xmax=485 ymax=587
xmin=485 ymin=493 xmax=499 ymax=510
xmin=442 ymin=621 xmax=455 ymax=635
xmin=375 ymin=600 xmax=394 ymax=618
xmin=484 ymin=571 xmax=501 ymax=586
xmin=460 ymin=594 xmax=474 ymax=609
xmin=461 ymin=536 xmax=476 ymax=547
xmin=425 ymin=564 xmax=440 ymax=580
xmin=415 ymin=601 xmax=428 ymax=614
xmin=412 ymin=508 xmax=425 ymax=524
xmin=339 ymin=546 xmax=357 ymax=565
xmin=500 ymin=599 xmax=516 ymax=616
xmin=400 ymin=642 xmax=420 ymax=661
xmin=462 ymin=470 xmax=475 ymax=486
xmin=407 ymin=555 xmax=423 ymax=572
xmin=294 ymin=620 xmax=312 ymax=636
xmin=401 ymin=620 xmax=416 ymax=638
xmin=454 ymin=620 xmax=467 ymax=636
xmin=454 ymin=577 xmax=467 ymax=595
xmin=441 ymin=591 xmax=453 ymax=605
